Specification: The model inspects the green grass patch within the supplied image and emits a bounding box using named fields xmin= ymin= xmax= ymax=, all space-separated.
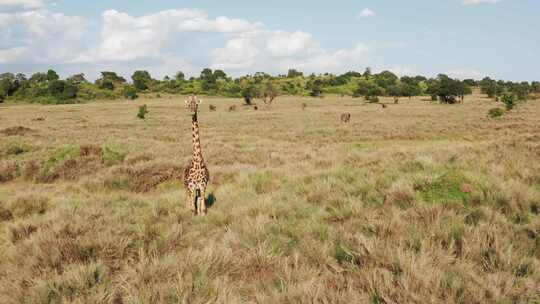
xmin=335 ymin=242 xmax=354 ymax=264
xmin=416 ymin=170 xmax=471 ymax=204
xmin=102 ymin=146 xmax=125 ymax=162
xmin=49 ymin=145 xmax=78 ymax=163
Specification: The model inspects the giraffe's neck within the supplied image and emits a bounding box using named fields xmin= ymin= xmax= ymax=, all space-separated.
xmin=191 ymin=113 xmax=204 ymax=163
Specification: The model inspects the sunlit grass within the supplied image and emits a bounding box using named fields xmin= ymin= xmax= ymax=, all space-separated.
xmin=0 ymin=94 xmax=539 ymax=303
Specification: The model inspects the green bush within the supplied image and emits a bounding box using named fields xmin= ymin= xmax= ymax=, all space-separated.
xmin=501 ymin=94 xmax=517 ymax=111
xmin=137 ymin=104 xmax=148 ymax=119
xmin=123 ymin=86 xmax=138 ymax=100
xmin=488 ymin=108 xmax=505 ymax=118
xmin=209 ymin=105 xmax=217 ymax=111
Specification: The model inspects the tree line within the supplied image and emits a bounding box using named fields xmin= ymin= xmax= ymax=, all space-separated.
xmin=0 ymin=68 xmax=538 ymax=105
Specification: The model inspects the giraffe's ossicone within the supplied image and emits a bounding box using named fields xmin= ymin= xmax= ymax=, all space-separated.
xmin=183 ymin=95 xmax=210 ymax=215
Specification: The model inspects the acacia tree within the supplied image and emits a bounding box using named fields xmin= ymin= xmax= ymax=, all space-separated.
xmin=387 ymin=84 xmax=402 ymax=103
xmin=353 ymin=79 xmax=383 ymax=100
xmin=47 ymin=69 xmax=59 ymax=82
xmin=67 ymin=73 xmax=87 ymax=85
xmin=132 ymin=70 xmax=152 ymax=91
xmin=428 ymin=74 xmax=471 ymax=104
xmin=287 ymin=69 xmax=303 ymax=78
xmin=241 ymin=84 xmax=257 ymax=105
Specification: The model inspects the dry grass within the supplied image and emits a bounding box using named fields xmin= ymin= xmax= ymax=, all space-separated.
xmin=0 ymin=94 xmax=539 ymax=303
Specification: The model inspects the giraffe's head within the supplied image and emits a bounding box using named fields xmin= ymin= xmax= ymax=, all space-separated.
xmin=185 ymin=94 xmax=202 ymax=114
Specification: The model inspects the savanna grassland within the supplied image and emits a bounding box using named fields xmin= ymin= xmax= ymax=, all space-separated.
xmin=0 ymin=94 xmax=539 ymax=303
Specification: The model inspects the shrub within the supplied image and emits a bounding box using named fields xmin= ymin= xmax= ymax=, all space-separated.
xmin=137 ymin=105 xmax=148 ymax=119
xmin=488 ymin=108 xmax=505 ymax=118
xmin=123 ymin=86 xmax=138 ymax=100
xmin=209 ymin=105 xmax=217 ymax=111
xmin=302 ymin=103 xmax=307 ymax=110
xmin=6 ymin=145 xmax=28 ymax=156
xmin=501 ymin=93 xmax=517 ymax=111
xmin=431 ymin=95 xmax=438 ymax=101
xmin=228 ymin=105 xmax=237 ymax=112
xmin=241 ymin=85 xmax=257 ymax=105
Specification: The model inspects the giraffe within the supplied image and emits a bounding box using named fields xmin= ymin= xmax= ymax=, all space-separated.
xmin=183 ymin=95 xmax=210 ymax=215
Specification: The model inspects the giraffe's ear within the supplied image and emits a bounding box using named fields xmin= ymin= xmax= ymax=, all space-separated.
xmin=184 ymin=100 xmax=189 ymax=104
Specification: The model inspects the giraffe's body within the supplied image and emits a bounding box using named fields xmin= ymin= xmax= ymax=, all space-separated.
xmin=183 ymin=95 xmax=210 ymax=215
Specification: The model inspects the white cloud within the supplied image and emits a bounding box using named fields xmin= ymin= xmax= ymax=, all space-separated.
xmin=0 ymin=0 xmax=43 ymax=9
xmin=0 ymin=10 xmax=87 ymax=63
xmin=0 ymin=7 xmax=373 ymax=79
xmin=463 ymin=0 xmax=500 ymax=5
xmin=73 ymin=9 xmax=263 ymax=63
xmin=358 ymin=8 xmax=375 ymax=18
xmin=212 ymin=29 xmax=369 ymax=73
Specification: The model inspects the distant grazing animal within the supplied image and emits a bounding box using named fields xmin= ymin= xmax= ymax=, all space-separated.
xmin=183 ymin=95 xmax=210 ymax=215
xmin=340 ymin=113 xmax=351 ymax=123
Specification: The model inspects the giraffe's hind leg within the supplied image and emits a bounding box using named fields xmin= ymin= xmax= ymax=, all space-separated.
xmin=194 ymin=188 xmax=202 ymax=215
xmin=200 ymin=188 xmax=207 ymax=215
xmin=186 ymin=189 xmax=196 ymax=213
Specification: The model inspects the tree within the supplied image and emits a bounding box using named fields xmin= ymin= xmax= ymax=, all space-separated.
xmin=363 ymin=67 xmax=372 ymax=78
xmin=307 ymin=79 xmax=323 ymax=97
xmin=28 ymin=72 xmax=46 ymax=84
xmin=0 ymin=73 xmax=18 ymax=98
xmin=67 ymin=73 xmax=87 ymax=85
xmin=132 ymin=70 xmax=152 ymax=91
xmin=100 ymin=71 xmax=126 ymax=83
xmin=123 ymin=85 xmax=138 ymax=100
xmin=287 ymin=69 xmax=303 ymax=78
xmin=213 ymin=69 xmax=227 ymax=80
xmin=175 ymin=71 xmax=185 ymax=82
xmin=501 ymin=93 xmax=517 ymax=111
xmin=47 ymin=69 xmax=59 ymax=82
xmin=387 ymin=84 xmax=402 ymax=103
xmin=241 ymin=84 xmax=257 ymax=105
xmin=463 ymin=79 xmax=476 ymax=87
xmin=428 ymin=74 xmax=471 ymax=104
xmin=509 ymin=82 xmax=530 ymax=101
xmin=531 ymin=81 xmax=540 ymax=93
xmin=375 ymin=70 xmax=398 ymax=89
xmin=199 ymin=68 xmax=225 ymax=92
xmin=99 ymin=80 xmax=115 ymax=90
xmin=353 ymin=79 xmax=383 ymax=100
xmin=48 ymin=80 xmax=77 ymax=100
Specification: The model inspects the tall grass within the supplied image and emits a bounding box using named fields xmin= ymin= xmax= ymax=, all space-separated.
xmin=0 ymin=94 xmax=539 ymax=303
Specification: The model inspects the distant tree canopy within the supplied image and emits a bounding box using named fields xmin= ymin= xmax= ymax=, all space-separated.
xmin=427 ymin=74 xmax=472 ymax=104
xmin=132 ymin=70 xmax=153 ymax=91
xmin=0 ymin=67 xmax=536 ymax=105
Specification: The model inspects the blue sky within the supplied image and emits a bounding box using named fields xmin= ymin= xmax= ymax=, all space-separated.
xmin=0 ymin=0 xmax=538 ymax=81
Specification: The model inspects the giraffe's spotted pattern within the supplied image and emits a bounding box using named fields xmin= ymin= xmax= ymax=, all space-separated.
xmin=183 ymin=95 xmax=210 ymax=215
